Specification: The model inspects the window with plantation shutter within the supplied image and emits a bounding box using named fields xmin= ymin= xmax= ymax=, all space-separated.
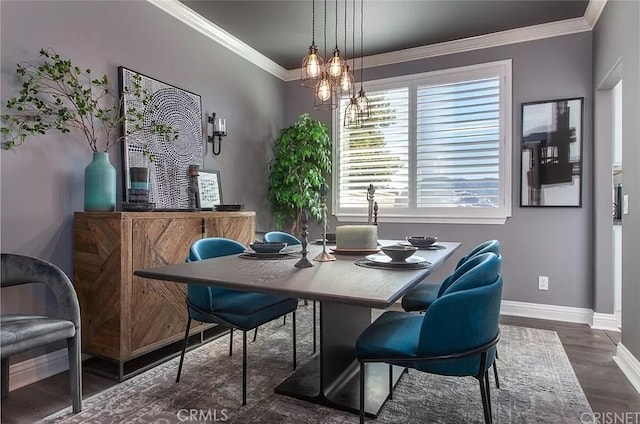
xmin=333 ymin=60 xmax=512 ymax=224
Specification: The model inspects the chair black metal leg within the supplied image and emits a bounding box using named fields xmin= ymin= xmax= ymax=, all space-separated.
xmin=229 ymin=328 xmax=233 ymax=356
xmin=242 ymin=330 xmax=247 ymax=406
xmin=2 ymin=358 xmax=9 ymax=398
xmin=283 ymin=315 xmax=287 ymax=325
xmin=303 ymin=299 xmax=309 ymax=306
xmin=485 ymin=370 xmax=493 ymax=418
xmin=388 ymin=364 xmax=393 ymax=400
xmin=252 ymin=327 xmax=258 ymax=342
xmin=292 ymin=311 xmax=297 ymax=370
xmin=176 ymin=316 xmax=191 ymax=383
xmin=67 ymin=334 xmax=82 ymax=413
xmin=479 ymin=376 xmax=492 ymax=424
xmin=493 ymin=360 xmax=500 ymax=389
xmin=312 ymin=301 xmax=317 ymax=354
xmin=360 ymin=362 xmax=366 ymax=424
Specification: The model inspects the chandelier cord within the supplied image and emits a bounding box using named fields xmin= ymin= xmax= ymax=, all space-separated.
xmin=324 ymin=0 xmax=328 ymax=58
xmin=360 ymin=0 xmax=364 ymax=90
xmin=335 ymin=0 xmax=339 ymax=49
xmin=312 ymin=0 xmax=315 ymax=45
xmin=352 ymin=0 xmax=356 ymax=96
xmin=344 ymin=0 xmax=348 ymax=60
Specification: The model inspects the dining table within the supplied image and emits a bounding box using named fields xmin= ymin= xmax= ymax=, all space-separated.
xmin=135 ymin=240 xmax=461 ymax=417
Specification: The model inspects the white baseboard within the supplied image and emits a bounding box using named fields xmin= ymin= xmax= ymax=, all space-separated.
xmin=592 ymin=312 xmax=621 ymax=332
xmin=614 ymin=343 xmax=640 ymax=394
xmin=8 ymin=348 xmax=69 ymax=392
xmin=500 ymin=300 xmax=593 ymax=324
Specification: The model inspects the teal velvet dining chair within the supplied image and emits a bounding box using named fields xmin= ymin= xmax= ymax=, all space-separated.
xmin=356 ymin=252 xmax=503 ymax=424
xmin=401 ymin=239 xmax=502 ymax=388
xmin=175 ymin=237 xmax=298 ymax=406
xmin=401 ymin=240 xmax=501 ymax=313
xmin=264 ymin=231 xmax=317 ymax=353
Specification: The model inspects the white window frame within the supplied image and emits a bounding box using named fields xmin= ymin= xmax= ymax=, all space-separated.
xmin=332 ymin=59 xmax=512 ymax=224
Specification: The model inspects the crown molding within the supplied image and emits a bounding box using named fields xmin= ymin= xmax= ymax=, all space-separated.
xmin=285 ymin=16 xmax=592 ymax=81
xmin=146 ymin=0 xmax=288 ymax=80
xmin=584 ymin=0 xmax=608 ymax=28
xmin=148 ymin=0 xmax=600 ymax=84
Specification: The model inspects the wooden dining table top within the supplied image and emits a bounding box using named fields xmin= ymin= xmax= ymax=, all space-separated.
xmin=135 ymin=240 xmax=461 ymax=309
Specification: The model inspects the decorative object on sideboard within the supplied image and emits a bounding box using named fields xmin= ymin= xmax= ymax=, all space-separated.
xmin=268 ymin=114 xmax=331 ymax=237
xmin=187 ymin=165 xmax=200 ymax=210
xmin=314 ymin=183 xmax=336 ymax=262
xmin=295 ymin=209 xmax=314 ymax=268
xmin=520 ymin=97 xmax=583 ymax=207
xmin=207 ymin=112 xmax=227 ymax=155
xmin=197 ymin=169 xmax=223 ymax=209
xmin=120 ymin=67 xmax=202 ymax=210
xmin=1 ymin=49 xmax=178 ymax=212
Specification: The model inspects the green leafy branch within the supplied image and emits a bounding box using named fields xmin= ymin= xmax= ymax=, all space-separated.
xmin=1 ymin=48 xmax=178 ymax=160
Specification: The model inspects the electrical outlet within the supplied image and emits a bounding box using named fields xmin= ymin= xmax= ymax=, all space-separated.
xmin=538 ymin=276 xmax=549 ymax=291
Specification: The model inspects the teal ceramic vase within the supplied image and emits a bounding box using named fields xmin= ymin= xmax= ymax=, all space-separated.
xmin=84 ymin=152 xmax=116 ymax=211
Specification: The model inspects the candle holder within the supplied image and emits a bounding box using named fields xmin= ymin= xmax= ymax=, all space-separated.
xmin=367 ymin=184 xmax=376 ymax=225
xmin=295 ymin=209 xmax=314 ymax=268
xmin=314 ymin=185 xmax=336 ymax=262
xmin=373 ymin=201 xmax=378 ymax=225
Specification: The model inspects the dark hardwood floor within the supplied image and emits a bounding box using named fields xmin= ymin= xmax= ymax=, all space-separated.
xmin=1 ymin=316 xmax=639 ymax=423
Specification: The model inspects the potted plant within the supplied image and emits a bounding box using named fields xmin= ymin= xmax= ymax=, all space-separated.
xmin=268 ymin=113 xmax=331 ymax=236
xmin=1 ymin=48 xmax=178 ymax=211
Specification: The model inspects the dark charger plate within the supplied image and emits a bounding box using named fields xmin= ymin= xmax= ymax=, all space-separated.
xmin=215 ymin=204 xmax=244 ymax=211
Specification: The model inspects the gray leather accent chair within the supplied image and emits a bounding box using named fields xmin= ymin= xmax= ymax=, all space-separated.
xmin=1 ymin=253 xmax=82 ymax=413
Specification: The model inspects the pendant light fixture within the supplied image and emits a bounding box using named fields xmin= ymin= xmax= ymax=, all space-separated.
xmin=326 ymin=0 xmax=346 ymax=81
xmin=314 ymin=0 xmax=336 ymax=110
xmin=301 ymin=0 xmax=323 ymax=88
xmin=356 ymin=0 xmax=371 ymax=119
xmin=344 ymin=0 xmax=361 ymax=128
xmin=338 ymin=0 xmax=354 ymax=95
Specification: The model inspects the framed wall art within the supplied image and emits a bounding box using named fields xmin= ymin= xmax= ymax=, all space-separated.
xmin=520 ymin=97 xmax=583 ymax=207
xmin=197 ymin=169 xmax=223 ymax=208
xmin=119 ymin=67 xmax=203 ymax=209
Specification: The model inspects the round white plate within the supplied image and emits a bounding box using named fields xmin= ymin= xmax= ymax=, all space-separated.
xmin=365 ymin=254 xmax=428 ymax=265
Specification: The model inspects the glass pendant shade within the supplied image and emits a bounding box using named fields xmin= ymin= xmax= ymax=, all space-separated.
xmin=356 ymin=88 xmax=371 ymax=119
xmin=327 ymin=48 xmax=345 ymax=79
xmin=301 ymin=45 xmax=324 ymax=88
xmin=344 ymin=97 xmax=362 ymax=128
xmin=314 ymin=72 xmax=337 ymax=110
xmin=338 ymin=64 xmax=354 ymax=95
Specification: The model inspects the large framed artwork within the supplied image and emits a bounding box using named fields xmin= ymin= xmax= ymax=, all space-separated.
xmin=197 ymin=169 xmax=223 ymax=208
xmin=520 ymin=97 xmax=583 ymax=207
xmin=119 ymin=67 xmax=203 ymax=209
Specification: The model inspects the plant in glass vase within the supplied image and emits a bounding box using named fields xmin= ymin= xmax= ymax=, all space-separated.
xmin=1 ymin=48 xmax=178 ymax=211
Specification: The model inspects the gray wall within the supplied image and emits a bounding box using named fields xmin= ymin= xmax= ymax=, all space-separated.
xmin=1 ymin=0 xmax=284 ymax=357
xmin=285 ymin=32 xmax=594 ymax=307
xmin=593 ymin=0 xmax=640 ymax=358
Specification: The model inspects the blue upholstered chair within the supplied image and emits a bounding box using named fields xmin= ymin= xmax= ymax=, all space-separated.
xmin=175 ymin=237 xmax=298 ymax=406
xmin=401 ymin=240 xmax=501 ymax=313
xmin=264 ymin=231 xmax=317 ymax=353
xmin=356 ymin=252 xmax=503 ymax=424
xmin=1 ymin=254 xmax=82 ymax=413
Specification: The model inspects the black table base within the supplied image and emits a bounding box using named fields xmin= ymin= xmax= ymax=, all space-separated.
xmin=275 ymin=302 xmax=406 ymax=417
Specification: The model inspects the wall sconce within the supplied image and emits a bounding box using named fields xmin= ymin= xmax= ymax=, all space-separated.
xmin=207 ymin=113 xmax=227 ymax=155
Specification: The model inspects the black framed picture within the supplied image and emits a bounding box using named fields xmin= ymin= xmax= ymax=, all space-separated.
xmin=197 ymin=169 xmax=223 ymax=208
xmin=520 ymin=97 xmax=583 ymax=207
xmin=119 ymin=67 xmax=203 ymax=209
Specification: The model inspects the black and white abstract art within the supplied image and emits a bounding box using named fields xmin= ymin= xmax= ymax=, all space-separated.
xmin=119 ymin=67 xmax=203 ymax=209
xmin=520 ymin=97 xmax=583 ymax=207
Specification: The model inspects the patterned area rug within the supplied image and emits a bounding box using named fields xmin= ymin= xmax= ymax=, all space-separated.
xmin=39 ymin=305 xmax=592 ymax=423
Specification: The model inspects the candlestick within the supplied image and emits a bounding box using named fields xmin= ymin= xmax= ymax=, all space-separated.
xmin=373 ymin=201 xmax=378 ymax=226
xmin=295 ymin=209 xmax=314 ymax=268
xmin=367 ymin=184 xmax=376 ymax=225
xmin=314 ymin=189 xmax=336 ymax=262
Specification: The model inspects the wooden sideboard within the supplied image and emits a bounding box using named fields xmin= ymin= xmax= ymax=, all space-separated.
xmin=73 ymin=211 xmax=255 ymax=376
